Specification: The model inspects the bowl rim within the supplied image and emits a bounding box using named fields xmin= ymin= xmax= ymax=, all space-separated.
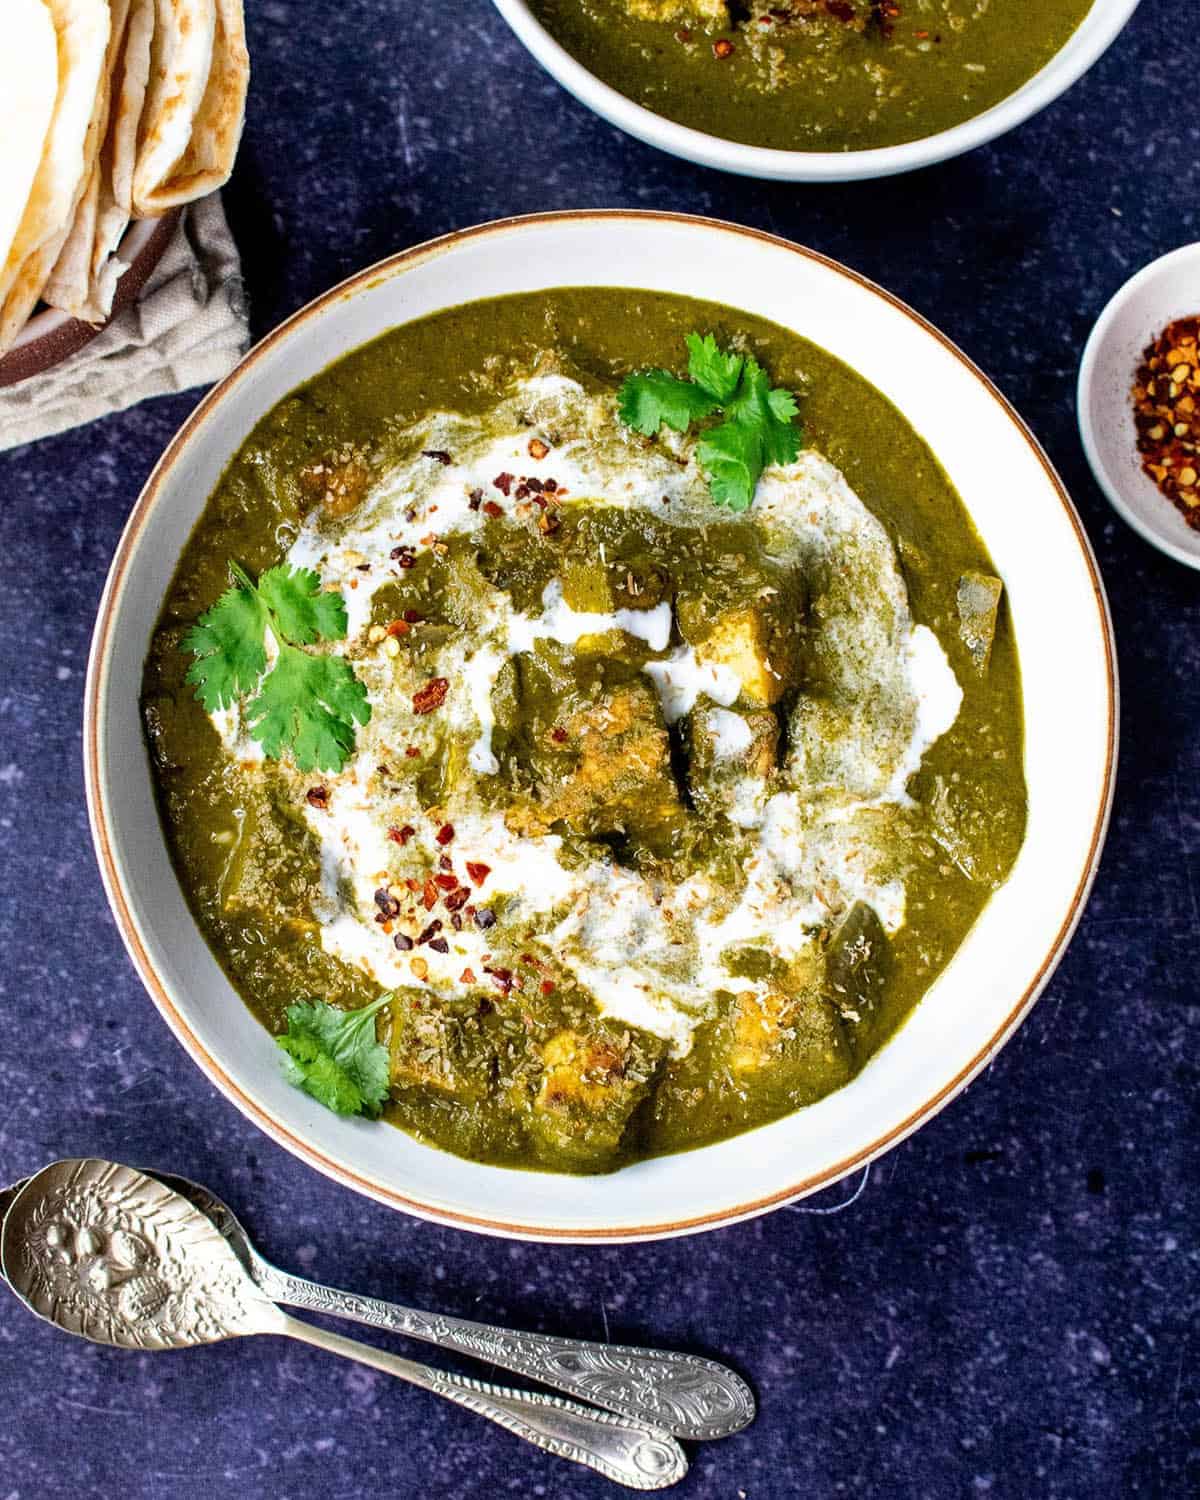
xmin=85 ymin=210 xmax=1118 ymax=1240
xmin=1077 ymin=240 xmax=1200 ymax=570
xmin=490 ymin=0 xmax=1142 ymax=182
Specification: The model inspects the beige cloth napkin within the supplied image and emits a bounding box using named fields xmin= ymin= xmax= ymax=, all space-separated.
xmin=0 ymin=193 xmax=249 ymax=452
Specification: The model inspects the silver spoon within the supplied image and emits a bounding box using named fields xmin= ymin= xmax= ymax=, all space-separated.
xmin=156 ymin=1168 xmax=753 ymax=1440
xmin=1 ymin=1158 xmax=686 ymax=1491
xmin=0 ymin=1169 xmax=754 ymax=1440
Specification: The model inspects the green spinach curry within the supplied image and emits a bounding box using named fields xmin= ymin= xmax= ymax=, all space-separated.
xmin=525 ymin=0 xmax=1094 ymax=152
xmin=142 ymin=288 xmax=1026 ymax=1174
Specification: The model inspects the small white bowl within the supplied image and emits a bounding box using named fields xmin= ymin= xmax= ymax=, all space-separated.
xmin=86 ymin=212 xmax=1117 ymax=1242
xmin=1078 ymin=242 xmax=1200 ymax=569
xmin=492 ymin=0 xmax=1141 ymax=182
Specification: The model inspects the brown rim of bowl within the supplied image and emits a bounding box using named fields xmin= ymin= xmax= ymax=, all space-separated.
xmin=83 ymin=210 xmax=1119 ymax=1243
xmin=0 ymin=210 xmax=181 ymax=391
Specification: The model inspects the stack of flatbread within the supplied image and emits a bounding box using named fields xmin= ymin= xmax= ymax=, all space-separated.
xmin=0 ymin=0 xmax=248 ymax=359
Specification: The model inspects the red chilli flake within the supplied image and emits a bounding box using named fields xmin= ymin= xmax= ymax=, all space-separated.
xmin=493 ymin=472 xmax=514 ymax=496
xmin=435 ymin=823 xmax=455 ymax=846
xmin=387 ymin=823 xmax=416 ymax=846
xmin=460 ymin=967 xmax=477 ymax=984
xmin=386 ymin=619 xmax=410 ymax=638
xmin=422 ymin=449 xmax=453 ymax=466
xmin=405 ymin=746 xmax=421 ymax=758
xmin=528 ymin=437 xmax=550 ymax=460
xmin=444 ymin=887 xmax=471 ymax=912
xmin=305 ymin=786 xmax=329 ymax=809
xmin=412 ymin=678 xmax=449 ymax=715
xmin=482 ymin=500 xmax=503 ymax=519
xmin=434 ymin=873 xmax=458 ymax=891
xmin=712 ymin=37 xmax=734 ymax=58
xmin=422 ymin=879 xmax=439 ymax=911
xmin=540 ymin=980 xmax=556 ymax=997
xmin=402 ymin=609 xmax=425 ymax=624
xmin=550 ymin=727 xmax=568 ymax=745
xmin=465 ymin=861 xmax=491 ymax=887
xmin=485 ymin=966 xmax=514 ymax=994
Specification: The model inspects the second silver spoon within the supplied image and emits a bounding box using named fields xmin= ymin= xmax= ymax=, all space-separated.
xmin=149 ymin=1169 xmax=754 ymax=1440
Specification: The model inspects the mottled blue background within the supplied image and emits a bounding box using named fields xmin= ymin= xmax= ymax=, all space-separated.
xmin=1 ymin=1 xmax=1196 ymax=1495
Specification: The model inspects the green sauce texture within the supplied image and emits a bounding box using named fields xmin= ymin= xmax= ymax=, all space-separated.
xmin=526 ymin=0 xmax=1094 ymax=152
xmin=142 ymin=288 xmax=1026 ymax=1173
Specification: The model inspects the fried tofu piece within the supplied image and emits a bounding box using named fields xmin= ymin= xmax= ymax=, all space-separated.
xmin=622 ymin=0 xmax=727 ymax=22
xmin=683 ymin=700 xmax=779 ymax=818
xmin=727 ymin=986 xmax=852 ymax=1091
xmin=507 ymin=671 xmax=684 ymax=852
xmin=531 ymin=1026 xmax=662 ymax=1167
xmin=956 ymin=572 xmax=1004 ymax=670
xmin=676 ymin=556 xmax=804 ymax=707
xmin=297 ymin=452 xmax=371 ymax=518
xmin=387 ymin=992 xmax=488 ymax=1102
xmin=700 ymin=607 xmax=791 ymax=706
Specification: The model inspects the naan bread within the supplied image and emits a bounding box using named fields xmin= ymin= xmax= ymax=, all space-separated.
xmin=0 ymin=0 xmax=248 ymax=357
xmin=132 ymin=0 xmax=247 ymax=215
xmin=152 ymin=0 xmax=249 ymax=210
xmin=0 ymin=0 xmax=110 ymax=354
xmin=133 ymin=0 xmax=247 ymax=216
xmin=43 ymin=0 xmax=132 ymax=319
xmin=0 ymin=0 xmax=59 ymax=278
xmin=87 ymin=0 xmax=154 ymax=319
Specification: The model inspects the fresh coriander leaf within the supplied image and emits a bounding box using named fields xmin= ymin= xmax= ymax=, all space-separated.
xmin=277 ymin=993 xmax=394 ymax=1118
xmin=617 ymin=368 xmax=720 ymax=436
xmin=725 ymin=357 xmax=803 ymax=469
xmin=245 ymin=645 xmax=370 ymax=773
xmin=615 ymin=334 xmax=803 ymax=511
xmin=181 ymin=559 xmax=371 ymax=772
xmin=767 ymin=386 xmax=799 ymax=424
xmin=181 ymin=582 xmax=269 ymax=712
xmin=685 ymin=332 xmax=744 ymax=404
xmin=697 ymin=421 xmax=764 ymax=512
xmin=257 ymin=564 xmax=349 ymax=646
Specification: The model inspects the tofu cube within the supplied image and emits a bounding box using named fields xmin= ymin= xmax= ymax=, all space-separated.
xmin=676 ymin=560 xmax=803 ymax=707
xmin=727 ymin=985 xmax=852 ymax=1093
xmin=531 ymin=1027 xmax=662 ymax=1167
xmin=622 ymin=0 xmax=728 ymax=21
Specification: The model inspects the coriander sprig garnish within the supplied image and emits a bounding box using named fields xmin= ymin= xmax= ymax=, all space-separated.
xmin=277 ymin=993 xmax=393 ymax=1118
xmin=617 ymin=333 xmax=803 ymax=512
xmin=182 ymin=560 xmax=371 ymax=774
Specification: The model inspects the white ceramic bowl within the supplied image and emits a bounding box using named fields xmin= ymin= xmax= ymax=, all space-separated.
xmin=86 ymin=213 xmax=1117 ymax=1242
xmin=1078 ymin=242 xmax=1200 ymax=569
xmin=492 ymin=0 xmax=1141 ymax=182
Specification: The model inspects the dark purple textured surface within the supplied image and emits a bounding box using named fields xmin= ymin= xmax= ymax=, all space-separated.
xmin=0 ymin=1 xmax=1196 ymax=1495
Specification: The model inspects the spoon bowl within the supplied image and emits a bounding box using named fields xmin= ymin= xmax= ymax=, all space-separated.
xmin=1 ymin=1158 xmax=273 ymax=1349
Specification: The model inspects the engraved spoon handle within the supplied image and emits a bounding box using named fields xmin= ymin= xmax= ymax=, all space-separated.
xmin=277 ymin=1313 xmax=686 ymax=1490
xmin=256 ymin=1261 xmax=754 ymax=1440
